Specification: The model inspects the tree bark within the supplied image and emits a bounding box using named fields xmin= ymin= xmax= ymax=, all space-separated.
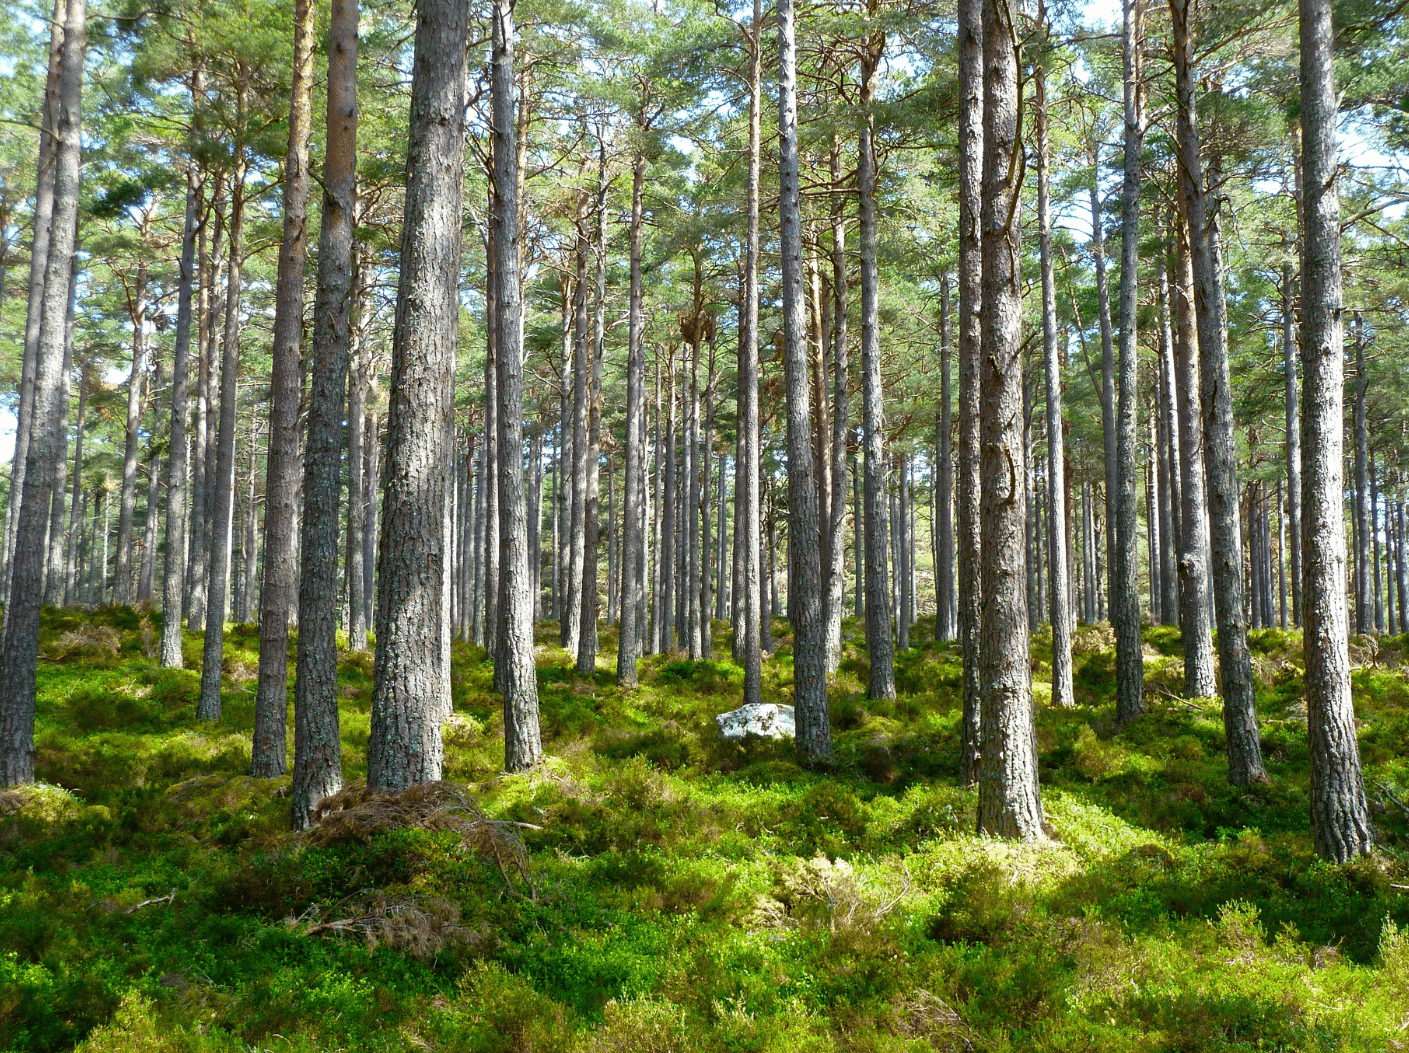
xmin=1299 ymin=0 xmax=1372 ymax=860
xmin=44 ymin=250 xmax=78 ymax=607
xmin=824 ymin=140 xmax=849 ymax=669
xmin=935 ymin=273 xmax=955 ymax=642
xmin=859 ymin=32 xmax=895 ymax=701
xmin=1352 ymin=314 xmax=1369 ymax=633
xmin=1 ymin=0 xmax=63 ymax=601
xmin=576 ymin=141 xmax=608 ymax=677
xmin=492 ymin=0 xmax=541 ymax=769
xmin=187 ymin=176 xmax=222 ymax=628
xmin=956 ymin=0 xmax=983 ymax=786
xmin=197 ymin=106 xmax=248 ymax=723
xmin=1090 ymin=169 xmax=1116 ymax=625
xmin=562 ymin=219 xmax=589 ymax=654
xmin=1282 ymin=257 xmax=1301 ymax=625
xmin=253 ymin=0 xmax=315 ymax=773
xmin=367 ymin=0 xmax=468 ymax=790
xmin=734 ymin=0 xmax=764 ymax=704
xmin=291 ymin=0 xmax=356 ymax=824
xmin=65 ymin=362 xmax=86 ymax=605
xmin=0 ymin=0 xmax=84 ymax=786
xmin=778 ymin=0 xmax=830 ymax=763
xmin=1170 ymin=210 xmax=1217 ymax=698
xmin=1171 ymin=0 xmax=1265 ymax=784
xmin=346 ymin=241 xmax=372 ymax=651
xmin=1112 ymin=0 xmax=1146 ymax=723
xmin=116 ymin=260 xmax=149 ymax=605
xmin=1035 ymin=26 xmax=1073 ymax=707
xmin=976 ymin=0 xmax=1043 ymax=840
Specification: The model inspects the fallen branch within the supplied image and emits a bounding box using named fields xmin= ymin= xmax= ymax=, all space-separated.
xmin=124 ymin=889 xmax=176 ymax=914
xmin=1374 ymin=781 xmax=1409 ymax=820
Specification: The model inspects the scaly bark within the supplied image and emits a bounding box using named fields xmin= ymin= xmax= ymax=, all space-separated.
xmin=858 ymin=24 xmax=895 ymax=701
xmin=778 ymin=0 xmax=830 ymax=763
xmin=253 ymin=0 xmax=316 ymax=776
xmin=367 ymin=0 xmax=469 ymax=790
xmin=1170 ymin=0 xmax=1265 ymax=785
xmin=1035 ymin=21 xmax=1073 ymax=708
xmin=976 ymin=0 xmax=1043 ymax=841
xmin=292 ymin=0 xmax=357 ymax=825
xmin=0 ymin=0 xmax=85 ymax=786
xmin=956 ymin=0 xmax=984 ymax=785
xmin=1112 ymin=0 xmax=1146 ymax=723
xmin=492 ymin=0 xmax=542 ymax=770
xmin=1298 ymin=0 xmax=1372 ymax=861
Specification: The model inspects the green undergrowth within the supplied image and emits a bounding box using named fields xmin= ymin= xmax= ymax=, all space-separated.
xmin=3 ymin=605 xmax=1409 ymax=1051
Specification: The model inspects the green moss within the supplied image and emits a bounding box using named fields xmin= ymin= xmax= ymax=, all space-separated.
xmin=4 ymin=606 xmax=1409 ymax=1051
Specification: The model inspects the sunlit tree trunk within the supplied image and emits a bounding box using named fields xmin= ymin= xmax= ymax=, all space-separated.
xmin=0 ymin=0 xmax=85 ymax=786
xmin=1112 ymin=0 xmax=1146 ymax=723
xmin=291 ymin=0 xmax=357 ymax=823
xmin=976 ymin=0 xmax=1043 ymax=840
xmin=198 ymin=98 xmax=249 ymax=723
xmin=956 ymin=0 xmax=983 ymax=785
xmin=778 ymin=0 xmax=830 ymax=763
xmin=1170 ymin=0 xmax=1265 ymax=785
xmin=1035 ymin=23 xmax=1073 ymax=707
xmin=493 ymin=0 xmax=542 ymax=769
xmin=253 ymin=0 xmax=315 ymax=773
xmin=367 ymin=0 xmax=469 ymax=790
xmin=1298 ymin=0 xmax=1372 ymax=861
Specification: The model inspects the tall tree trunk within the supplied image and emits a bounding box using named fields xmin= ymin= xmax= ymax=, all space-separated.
xmin=1 ymin=0 xmax=63 ymax=601
xmin=482 ymin=259 xmax=500 ymax=664
xmin=346 ymin=241 xmax=372 ymax=651
xmin=935 ymin=273 xmax=955 ymax=641
xmin=367 ymin=0 xmax=468 ymax=790
xmin=1282 ymin=257 xmax=1301 ymax=625
xmin=187 ymin=177 xmax=222 ymax=628
xmin=65 ymin=362 xmax=86 ymax=605
xmin=1170 ymin=210 xmax=1217 ymax=698
xmin=1298 ymin=0 xmax=1372 ymax=861
xmin=363 ymin=407 xmax=378 ymax=630
xmin=137 ymin=428 xmax=161 ymax=606
xmin=778 ymin=0 xmax=830 ymax=762
xmin=492 ymin=0 xmax=541 ymax=769
xmin=734 ymin=0 xmax=764 ymax=703
xmin=1035 ymin=27 xmax=1073 ymax=707
xmin=0 ymin=0 xmax=84 ymax=786
xmin=562 ymin=221 xmax=589 ymax=653
xmin=197 ymin=113 xmax=248 ymax=723
xmin=977 ymin=0 xmax=1043 ymax=840
xmin=44 ymin=250 xmax=78 ymax=607
xmin=859 ymin=32 xmax=894 ymax=701
xmin=1156 ymin=255 xmax=1180 ymax=626
xmin=1170 ymin=0 xmax=1265 ymax=785
xmin=824 ymin=140 xmax=849 ymax=669
xmin=662 ymin=351 xmax=678 ymax=650
xmin=700 ymin=337 xmax=717 ymax=657
xmin=238 ymin=420 xmax=260 ymax=622
xmin=1352 ymin=314 xmax=1369 ymax=633
xmin=576 ymin=144 xmax=607 ymax=677
xmin=1112 ymin=0 xmax=1146 ymax=722
xmin=116 ymin=260 xmax=149 ymax=605
xmin=1090 ymin=167 xmax=1116 ymax=623
xmin=956 ymin=0 xmax=984 ymax=785
xmin=291 ymin=0 xmax=356 ymax=824
xmin=253 ymin=0 xmax=315 ymax=772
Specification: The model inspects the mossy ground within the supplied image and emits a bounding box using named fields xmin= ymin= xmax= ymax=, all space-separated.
xmin=3 ymin=605 xmax=1409 ymax=1052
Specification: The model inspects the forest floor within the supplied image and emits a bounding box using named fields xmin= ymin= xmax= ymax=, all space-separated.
xmin=3 ymin=606 xmax=1409 ymax=1052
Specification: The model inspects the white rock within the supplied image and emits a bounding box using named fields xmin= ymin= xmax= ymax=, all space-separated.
xmin=715 ymin=702 xmax=795 ymax=741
